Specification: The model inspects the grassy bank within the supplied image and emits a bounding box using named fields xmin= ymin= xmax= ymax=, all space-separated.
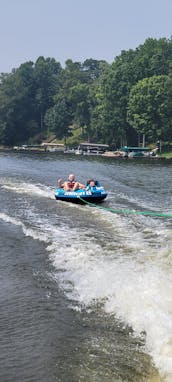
xmin=159 ymin=151 xmax=172 ymax=158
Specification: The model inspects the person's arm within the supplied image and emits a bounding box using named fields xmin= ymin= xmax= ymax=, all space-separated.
xmin=58 ymin=178 xmax=64 ymax=188
xmin=78 ymin=182 xmax=86 ymax=189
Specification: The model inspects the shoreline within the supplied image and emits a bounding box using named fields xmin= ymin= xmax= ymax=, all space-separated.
xmin=0 ymin=146 xmax=171 ymax=160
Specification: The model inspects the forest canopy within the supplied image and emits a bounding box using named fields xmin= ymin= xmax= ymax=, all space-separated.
xmin=0 ymin=37 xmax=172 ymax=147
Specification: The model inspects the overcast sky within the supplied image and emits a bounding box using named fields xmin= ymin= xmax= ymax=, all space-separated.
xmin=0 ymin=0 xmax=171 ymax=73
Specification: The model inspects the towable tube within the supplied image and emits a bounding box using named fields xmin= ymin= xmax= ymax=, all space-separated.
xmin=55 ymin=185 xmax=107 ymax=204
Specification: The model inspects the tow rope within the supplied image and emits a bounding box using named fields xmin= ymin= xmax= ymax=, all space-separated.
xmin=79 ymin=198 xmax=172 ymax=218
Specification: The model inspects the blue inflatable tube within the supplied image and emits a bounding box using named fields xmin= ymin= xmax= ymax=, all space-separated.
xmin=55 ymin=186 xmax=107 ymax=204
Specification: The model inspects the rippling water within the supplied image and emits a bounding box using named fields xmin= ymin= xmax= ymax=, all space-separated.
xmin=0 ymin=151 xmax=171 ymax=382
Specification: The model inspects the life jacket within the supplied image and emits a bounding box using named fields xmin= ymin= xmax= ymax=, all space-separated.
xmin=67 ymin=181 xmax=75 ymax=189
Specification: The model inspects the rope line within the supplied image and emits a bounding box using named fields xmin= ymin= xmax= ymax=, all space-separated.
xmin=79 ymin=198 xmax=172 ymax=218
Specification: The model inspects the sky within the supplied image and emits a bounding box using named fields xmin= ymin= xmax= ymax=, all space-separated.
xmin=0 ymin=0 xmax=172 ymax=73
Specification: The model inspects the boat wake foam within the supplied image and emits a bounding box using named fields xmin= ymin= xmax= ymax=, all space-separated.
xmin=1 ymin=180 xmax=54 ymax=199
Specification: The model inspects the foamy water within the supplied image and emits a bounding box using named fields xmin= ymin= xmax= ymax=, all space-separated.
xmin=47 ymin=212 xmax=172 ymax=381
xmin=1 ymin=180 xmax=54 ymax=199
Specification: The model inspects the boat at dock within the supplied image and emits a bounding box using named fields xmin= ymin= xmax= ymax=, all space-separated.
xmin=102 ymin=146 xmax=158 ymax=158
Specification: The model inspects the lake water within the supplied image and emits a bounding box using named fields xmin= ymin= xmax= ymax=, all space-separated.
xmin=0 ymin=151 xmax=172 ymax=382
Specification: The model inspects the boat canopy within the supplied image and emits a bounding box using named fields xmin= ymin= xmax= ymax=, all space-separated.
xmin=121 ymin=146 xmax=150 ymax=152
xmin=78 ymin=142 xmax=109 ymax=149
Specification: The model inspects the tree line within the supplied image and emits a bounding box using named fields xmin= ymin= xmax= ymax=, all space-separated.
xmin=0 ymin=37 xmax=172 ymax=148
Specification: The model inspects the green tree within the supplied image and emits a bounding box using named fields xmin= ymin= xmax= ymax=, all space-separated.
xmin=82 ymin=59 xmax=109 ymax=81
xmin=34 ymin=56 xmax=62 ymax=130
xmin=67 ymin=83 xmax=91 ymax=138
xmin=0 ymin=62 xmax=37 ymax=145
xmin=127 ymin=75 xmax=171 ymax=142
xmin=95 ymin=37 xmax=172 ymax=146
xmin=44 ymin=96 xmax=72 ymax=141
